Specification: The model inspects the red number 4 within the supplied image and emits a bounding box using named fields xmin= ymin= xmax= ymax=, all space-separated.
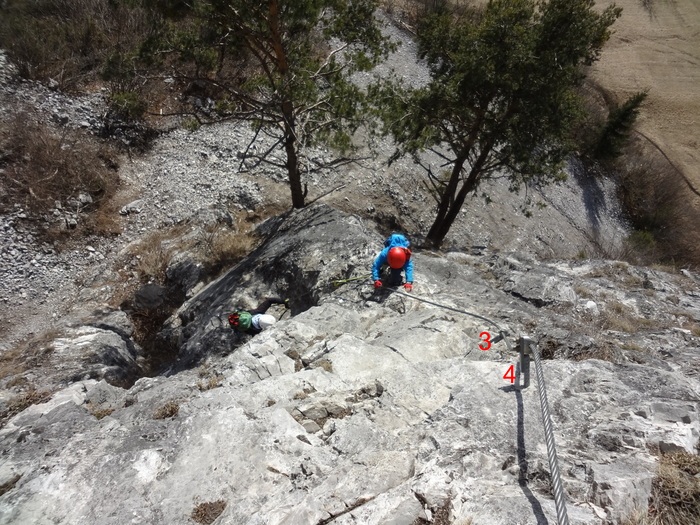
xmin=479 ymin=331 xmax=491 ymax=351
xmin=503 ymin=364 xmax=515 ymax=384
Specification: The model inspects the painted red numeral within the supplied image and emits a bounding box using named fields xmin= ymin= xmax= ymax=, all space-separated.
xmin=479 ymin=331 xmax=492 ymax=351
xmin=503 ymin=364 xmax=515 ymax=384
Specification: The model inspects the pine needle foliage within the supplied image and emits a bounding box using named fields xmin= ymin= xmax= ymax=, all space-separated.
xmin=595 ymin=90 xmax=648 ymax=161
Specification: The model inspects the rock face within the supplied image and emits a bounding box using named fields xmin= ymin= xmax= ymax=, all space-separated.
xmin=1 ymin=205 xmax=698 ymax=525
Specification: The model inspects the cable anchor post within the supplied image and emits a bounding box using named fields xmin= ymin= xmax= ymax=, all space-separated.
xmin=516 ymin=336 xmax=532 ymax=390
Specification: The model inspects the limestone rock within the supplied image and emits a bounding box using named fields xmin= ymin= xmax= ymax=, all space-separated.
xmin=1 ymin=205 xmax=699 ymax=525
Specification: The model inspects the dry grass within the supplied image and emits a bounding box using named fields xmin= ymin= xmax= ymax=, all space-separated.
xmin=599 ymin=300 xmax=662 ymax=334
xmin=411 ymin=498 xmax=473 ymax=525
xmin=570 ymin=341 xmax=624 ymax=363
xmin=197 ymin=365 xmax=224 ymax=391
xmin=0 ymin=114 xmax=121 ymax=239
xmin=191 ymin=500 xmax=226 ymax=525
xmin=619 ymin=509 xmax=651 ymax=525
xmin=125 ymin=216 xmax=258 ymax=285
xmin=573 ymin=283 xmax=593 ymax=299
xmin=124 ymin=225 xmax=190 ymax=283
xmin=648 ymin=452 xmax=700 ymax=525
xmin=0 ymin=389 xmax=52 ymax=428
xmin=153 ymin=400 xmax=179 ymax=419
xmin=0 ymin=329 xmax=61 ymax=381
xmin=197 ymin=221 xmax=258 ymax=275
xmin=315 ymin=359 xmax=333 ymax=373
xmin=87 ymin=405 xmax=115 ymax=420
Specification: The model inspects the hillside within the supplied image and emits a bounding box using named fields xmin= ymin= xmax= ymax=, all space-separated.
xmin=591 ymin=0 xmax=700 ymax=189
xmin=1 ymin=3 xmax=700 ymax=524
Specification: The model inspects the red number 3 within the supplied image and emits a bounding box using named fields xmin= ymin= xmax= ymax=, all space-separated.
xmin=479 ymin=331 xmax=492 ymax=351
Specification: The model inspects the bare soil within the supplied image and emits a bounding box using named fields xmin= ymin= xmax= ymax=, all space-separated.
xmin=591 ymin=0 xmax=700 ymax=190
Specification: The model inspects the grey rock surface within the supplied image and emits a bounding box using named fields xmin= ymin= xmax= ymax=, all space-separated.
xmin=1 ymin=205 xmax=698 ymax=525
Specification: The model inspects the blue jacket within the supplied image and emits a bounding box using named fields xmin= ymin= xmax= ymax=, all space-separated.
xmin=372 ymin=234 xmax=414 ymax=282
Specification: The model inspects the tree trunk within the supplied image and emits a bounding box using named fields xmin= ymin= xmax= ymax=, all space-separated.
xmin=269 ymin=0 xmax=305 ymax=208
xmin=426 ymin=137 xmax=496 ymax=248
xmin=426 ymin=153 xmax=468 ymax=245
xmin=283 ymin=114 xmax=305 ymax=208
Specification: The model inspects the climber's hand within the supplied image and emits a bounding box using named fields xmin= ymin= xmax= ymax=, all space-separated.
xmin=374 ymin=280 xmax=383 ymax=289
xmin=404 ymin=283 xmax=413 ymax=292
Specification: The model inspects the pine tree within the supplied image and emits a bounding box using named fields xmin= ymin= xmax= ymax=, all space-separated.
xmin=143 ymin=0 xmax=392 ymax=208
xmin=372 ymin=0 xmax=622 ymax=247
xmin=595 ymin=91 xmax=648 ymax=161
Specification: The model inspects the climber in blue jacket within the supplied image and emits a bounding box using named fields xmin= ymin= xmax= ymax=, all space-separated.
xmin=372 ymin=233 xmax=414 ymax=292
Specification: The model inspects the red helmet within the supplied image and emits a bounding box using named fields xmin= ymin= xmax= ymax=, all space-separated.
xmin=387 ymin=247 xmax=407 ymax=269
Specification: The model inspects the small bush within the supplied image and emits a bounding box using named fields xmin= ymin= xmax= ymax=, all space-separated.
xmin=108 ymin=91 xmax=148 ymax=122
xmin=0 ymin=115 xmax=120 ymax=235
xmin=153 ymin=400 xmax=179 ymax=419
xmin=0 ymin=0 xmax=153 ymax=90
xmin=649 ymin=452 xmax=700 ymax=525
xmin=191 ymin=500 xmax=226 ymax=525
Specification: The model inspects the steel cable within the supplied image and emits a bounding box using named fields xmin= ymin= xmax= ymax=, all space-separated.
xmin=393 ymin=289 xmax=506 ymax=332
xmin=531 ymin=341 xmax=570 ymax=525
xmin=392 ymin=288 xmax=569 ymax=523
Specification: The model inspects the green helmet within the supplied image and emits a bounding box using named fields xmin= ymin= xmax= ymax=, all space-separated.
xmin=228 ymin=311 xmax=253 ymax=331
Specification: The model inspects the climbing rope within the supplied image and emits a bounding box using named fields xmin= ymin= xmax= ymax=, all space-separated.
xmin=331 ymin=274 xmax=372 ymax=286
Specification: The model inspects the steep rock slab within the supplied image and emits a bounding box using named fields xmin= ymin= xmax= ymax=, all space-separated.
xmin=166 ymin=203 xmax=380 ymax=370
xmin=2 ymin=206 xmax=700 ymax=524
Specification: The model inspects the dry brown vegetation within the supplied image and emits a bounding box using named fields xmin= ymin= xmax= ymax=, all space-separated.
xmin=197 ymin=366 xmax=223 ymax=392
xmin=0 ymin=114 xmax=121 ymax=239
xmin=0 ymin=388 xmax=52 ymax=428
xmin=648 ymin=452 xmax=700 ymax=525
xmin=411 ymin=497 xmax=474 ymax=525
xmin=0 ymin=328 xmax=61 ymax=381
xmin=191 ymin=500 xmax=227 ymax=525
xmin=600 ymin=300 xmax=663 ymax=334
xmin=195 ymin=221 xmax=258 ymax=276
xmin=86 ymin=404 xmax=115 ymax=420
xmin=153 ymin=400 xmax=179 ymax=420
xmin=123 ymin=214 xmax=259 ymax=286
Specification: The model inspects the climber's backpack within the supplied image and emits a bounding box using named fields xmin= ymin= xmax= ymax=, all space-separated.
xmin=228 ymin=311 xmax=253 ymax=331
